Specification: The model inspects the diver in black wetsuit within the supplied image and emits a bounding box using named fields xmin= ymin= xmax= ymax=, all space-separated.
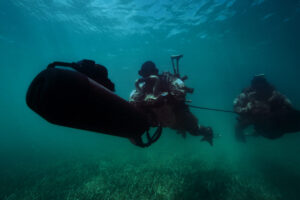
xmin=47 ymin=59 xmax=115 ymax=91
xmin=73 ymin=59 xmax=115 ymax=91
xmin=233 ymin=74 xmax=300 ymax=142
xmin=129 ymin=61 xmax=214 ymax=145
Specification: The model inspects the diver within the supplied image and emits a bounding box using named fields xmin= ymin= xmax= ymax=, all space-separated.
xmin=129 ymin=60 xmax=214 ymax=145
xmin=233 ymin=74 xmax=300 ymax=142
xmin=73 ymin=59 xmax=115 ymax=91
xmin=47 ymin=59 xmax=115 ymax=91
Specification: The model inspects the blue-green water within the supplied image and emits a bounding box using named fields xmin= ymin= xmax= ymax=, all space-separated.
xmin=0 ymin=0 xmax=300 ymax=199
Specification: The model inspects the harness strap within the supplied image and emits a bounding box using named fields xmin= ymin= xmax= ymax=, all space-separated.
xmin=131 ymin=126 xmax=163 ymax=148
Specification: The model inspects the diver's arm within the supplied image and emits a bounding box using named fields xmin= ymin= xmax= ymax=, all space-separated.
xmin=233 ymin=93 xmax=252 ymax=114
xmin=169 ymin=78 xmax=186 ymax=101
xmin=135 ymin=78 xmax=145 ymax=92
xmin=269 ymin=91 xmax=293 ymax=109
xmin=129 ymin=89 xmax=146 ymax=108
xmin=149 ymin=75 xmax=160 ymax=96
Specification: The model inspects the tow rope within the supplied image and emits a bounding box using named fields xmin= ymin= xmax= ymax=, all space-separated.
xmin=188 ymin=104 xmax=237 ymax=114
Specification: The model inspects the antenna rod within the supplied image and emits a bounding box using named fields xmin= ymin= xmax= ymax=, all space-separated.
xmin=170 ymin=54 xmax=183 ymax=76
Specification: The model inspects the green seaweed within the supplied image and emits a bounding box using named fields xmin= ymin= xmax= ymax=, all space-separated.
xmin=1 ymin=155 xmax=283 ymax=200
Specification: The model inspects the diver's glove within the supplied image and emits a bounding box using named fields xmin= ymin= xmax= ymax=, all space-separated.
xmin=143 ymin=92 xmax=170 ymax=107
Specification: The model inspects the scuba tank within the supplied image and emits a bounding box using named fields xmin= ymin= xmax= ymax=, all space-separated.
xmin=26 ymin=60 xmax=162 ymax=147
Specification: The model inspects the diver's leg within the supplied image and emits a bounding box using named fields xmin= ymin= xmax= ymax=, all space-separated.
xmin=176 ymin=106 xmax=214 ymax=145
xmin=197 ymin=125 xmax=213 ymax=146
xmin=176 ymin=130 xmax=187 ymax=138
xmin=235 ymin=123 xmax=246 ymax=142
xmin=235 ymin=118 xmax=251 ymax=142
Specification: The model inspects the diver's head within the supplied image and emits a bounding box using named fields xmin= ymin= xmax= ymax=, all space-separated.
xmin=251 ymin=74 xmax=269 ymax=89
xmin=251 ymin=74 xmax=274 ymax=98
xmin=138 ymin=61 xmax=158 ymax=78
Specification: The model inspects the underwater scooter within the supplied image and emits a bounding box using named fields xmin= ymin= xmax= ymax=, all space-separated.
xmin=26 ymin=60 xmax=162 ymax=147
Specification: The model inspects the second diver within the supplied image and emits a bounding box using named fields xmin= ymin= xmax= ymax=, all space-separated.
xmin=234 ymin=74 xmax=300 ymax=142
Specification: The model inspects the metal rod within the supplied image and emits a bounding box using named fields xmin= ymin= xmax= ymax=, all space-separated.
xmin=176 ymin=59 xmax=179 ymax=76
xmin=171 ymin=59 xmax=177 ymax=74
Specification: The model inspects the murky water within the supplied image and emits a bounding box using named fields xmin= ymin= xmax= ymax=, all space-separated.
xmin=0 ymin=1 xmax=300 ymax=199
